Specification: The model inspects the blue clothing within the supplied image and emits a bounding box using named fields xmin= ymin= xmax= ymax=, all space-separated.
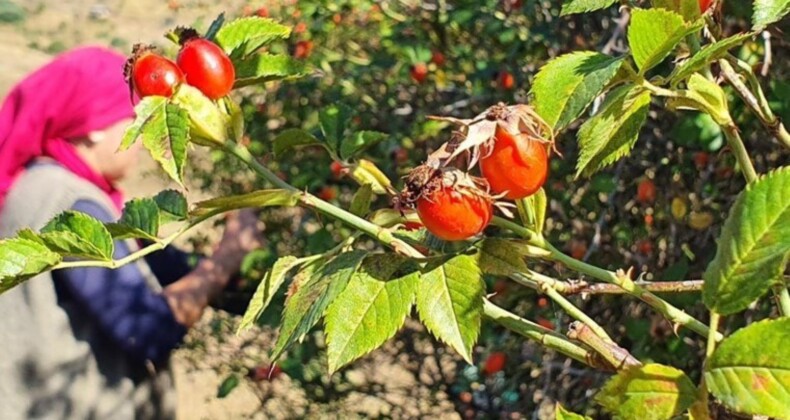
xmin=52 ymin=199 xmax=188 ymax=365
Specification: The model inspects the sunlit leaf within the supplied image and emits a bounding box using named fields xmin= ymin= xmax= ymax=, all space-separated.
xmin=628 ymin=8 xmax=704 ymax=74
xmin=532 ymin=52 xmax=624 ymax=131
xmin=416 ymin=254 xmax=484 ymax=363
xmin=0 ymin=238 xmax=62 ymax=292
xmin=325 ymin=254 xmax=419 ymax=372
xmin=214 ymin=17 xmax=291 ymax=58
xmin=40 ymin=211 xmax=114 ymax=260
xmin=192 ymin=189 xmax=301 ymax=217
xmin=669 ymin=33 xmax=753 ymax=83
xmin=271 ymin=251 xmax=367 ymax=361
xmin=595 ymin=363 xmax=697 ymax=420
xmin=702 ymin=166 xmax=790 ymax=314
xmin=705 ymin=318 xmax=790 ymax=418
xmin=560 ymin=0 xmax=618 ymax=15
xmin=753 ymin=0 xmax=790 ymax=30
xmin=234 ymin=53 xmax=308 ymax=87
xmin=575 ymin=85 xmax=651 ymax=177
xmin=237 ymin=256 xmax=302 ymax=334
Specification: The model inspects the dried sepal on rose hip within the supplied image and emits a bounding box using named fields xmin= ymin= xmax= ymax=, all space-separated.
xmin=174 ymin=27 xmax=236 ymax=100
xmin=428 ymin=103 xmax=555 ymax=200
xmin=395 ymin=166 xmax=494 ymax=241
xmin=124 ymin=44 xmax=185 ymax=99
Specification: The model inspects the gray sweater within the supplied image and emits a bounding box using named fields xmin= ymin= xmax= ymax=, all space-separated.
xmin=0 ymin=164 xmax=176 ymax=419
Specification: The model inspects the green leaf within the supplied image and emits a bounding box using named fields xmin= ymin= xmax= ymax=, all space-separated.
xmin=560 ymin=0 xmax=618 ymax=15
xmin=652 ymin=0 xmax=702 ymax=22
xmin=325 ymin=254 xmax=419 ymax=372
xmin=203 ymin=13 xmax=225 ymax=40
xmin=271 ymin=251 xmax=368 ymax=361
xmin=216 ymin=374 xmax=240 ymax=398
xmin=628 ymin=8 xmax=704 ymax=74
xmin=124 ymin=96 xmax=189 ymax=185
xmin=595 ymin=363 xmax=697 ymax=420
xmin=516 ymin=189 xmax=547 ymax=234
xmin=272 ymin=128 xmax=321 ymax=158
xmin=319 ymin=103 xmax=354 ymax=154
xmin=192 ymin=189 xmax=300 ymax=217
xmin=105 ymin=198 xmax=160 ymax=241
xmin=349 ymin=184 xmax=374 ymax=217
xmin=555 ymin=403 xmax=590 ymax=420
xmin=702 ymin=167 xmax=790 ymax=314
xmin=348 ymin=160 xmax=393 ymax=195
xmin=171 ymin=84 xmax=228 ymax=146
xmin=416 ymin=254 xmax=484 ymax=363
xmin=40 ymin=211 xmax=114 ymax=260
xmin=214 ymin=17 xmax=291 ymax=58
xmin=154 ymin=190 xmax=188 ymax=223
xmin=669 ymin=33 xmax=753 ymax=83
xmin=575 ymin=84 xmax=652 ymax=178
xmin=234 ymin=53 xmax=308 ymax=87
xmin=668 ymin=73 xmax=731 ymax=126
xmin=237 ymin=256 xmax=302 ymax=334
xmin=339 ymin=131 xmax=388 ymax=160
xmin=705 ymin=318 xmax=790 ymax=418
xmin=0 ymin=238 xmax=62 ymax=292
xmin=532 ymin=52 xmax=624 ymax=131
xmin=121 ymin=96 xmax=166 ymax=151
xmin=475 ymin=238 xmax=533 ymax=276
xmin=753 ymin=0 xmax=790 ymax=30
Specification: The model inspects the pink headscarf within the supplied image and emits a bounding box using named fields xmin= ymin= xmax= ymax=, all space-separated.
xmin=0 ymin=46 xmax=135 ymax=212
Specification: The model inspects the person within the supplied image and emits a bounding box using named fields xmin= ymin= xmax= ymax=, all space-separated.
xmin=0 ymin=47 xmax=263 ymax=419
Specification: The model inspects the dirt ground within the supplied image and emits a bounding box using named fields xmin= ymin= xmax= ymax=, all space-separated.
xmin=0 ymin=2 xmax=468 ymax=418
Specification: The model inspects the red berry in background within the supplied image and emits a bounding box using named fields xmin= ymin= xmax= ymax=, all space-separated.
xmin=392 ymin=147 xmax=409 ymax=164
xmin=249 ymin=364 xmax=282 ymax=382
xmin=537 ymin=297 xmax=549 ymax=308
xmin=637 ymin=178 xmax=656 ymax=204
xmin=644 ymin=214 xmax=654 ymax=227
xmin=410 ymin=62 xmax=428 ymax=83
xmin=479 ymin=126 xmax=549 ymax=200
xmin=483 ymin=352 xmax=507 ymax=375
xmin=332 ymin=13 xmax=342 ymax=24
xmin=330 ymin=161 xmax=344 ymax=178
xmin=693 ymin=151 xmax=709 ymax=169
xmin=493 ymin=279 xmax=508 ymax=294
xmin=318 ymin=186 xmax=337 ymax=201
xmin=293 ymin=40 xmax=313 ymax=59
xmin=293 ymin=21 xmax=307 ymax=34
xmin=416 ymin=185 xmax=493 ymax=241
xmin=177 ymin=34 xmax=235 ymax=99
xmin=256 ymin=7 xmax=269 ymax=17
xmin=126 ymin=45 xmax=184 ymax=98
xmin=699 ymin=0 xmax=714 ymax=12
xmin=498 ymin=70 xmax=515 ymax=90
xmin=569 ymin=239 xmax=587 ymax=260
xmin=636 ymin=239 xmax=654 ymax=256
xmin=537 ymin=317 xmax=555 ymax=330
xmin=431 ymin=50 xmax=446 ymax=67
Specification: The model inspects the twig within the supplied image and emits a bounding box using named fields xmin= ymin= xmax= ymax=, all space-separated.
xmin=563 ymin=280 xmax=704 ymax=295
xmin=720 ymin=58 xmax=790 ymax=149
xmin=567 ymin=322 xmax=641 ymax=370
xmin=483 ymin=299 xmax=614 ymax=371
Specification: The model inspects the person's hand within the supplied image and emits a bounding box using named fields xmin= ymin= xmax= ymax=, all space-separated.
xmin=213 ymin=209 xmax=265 ymax=272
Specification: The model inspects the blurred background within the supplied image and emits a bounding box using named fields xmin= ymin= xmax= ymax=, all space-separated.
xmin=1 ymin=0 xmax=788 ymax=418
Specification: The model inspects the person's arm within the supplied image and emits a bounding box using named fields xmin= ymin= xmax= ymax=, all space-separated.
xmin=161 ymin=209 xmax=262 ymax=327
xmin=56 ymin=200 xmax=262 ymax=363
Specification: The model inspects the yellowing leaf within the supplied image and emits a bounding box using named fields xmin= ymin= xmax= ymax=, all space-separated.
xmin=671 ymin=197 xmax=688 ymax=220
xmin=688 ymin=211 xmax=713 ymax=230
